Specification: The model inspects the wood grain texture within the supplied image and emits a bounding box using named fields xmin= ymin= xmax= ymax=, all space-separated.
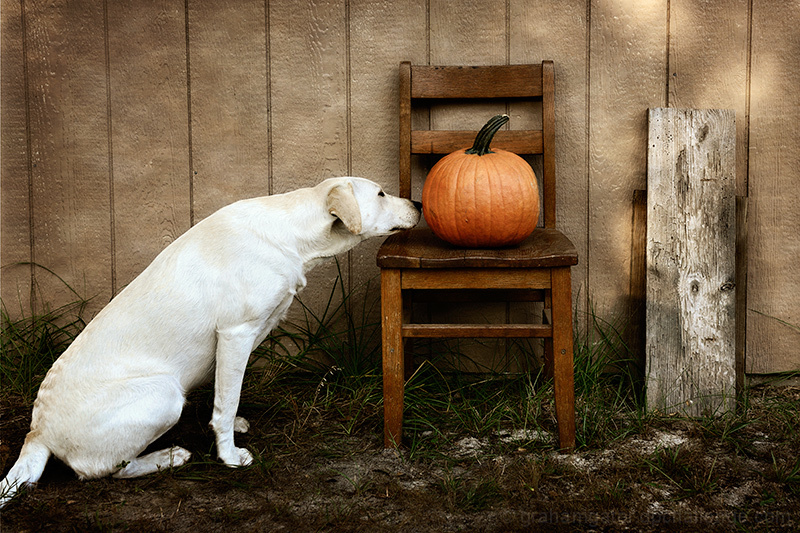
xmin=1 ymin=0 xmax=32 ymax=310
xmin=411 ymin=65 xmax=543 ymax=98
xmin=378 ymin=228 xmax=577 ymax=269
xmin=551 ymin=266 xmax=575 ymax=450
xmin=668 ymin=0 xmax=749 ymax=197
xmin=411 ymin=130 xmax=543 ymax=155
xmin=746 ymin=1 xmax=800 ymax=374
xmin=401 ymin=269 xmax=552 ymax=291
xmin=402 ymin=323 xmax=552 ymax=338
xmin=381 ymin=268 xmax=404 ymax=447
xmin=188 ymin=0 xmax=270 ymax=221
xmin=107 ymin=0 xmax=190 ymax=289
xmin=25 ymin=0 xmax=112 ymax=315
xmin=348 ymin=0 xmax=427 ymax=295
xmin=268 ymin=0 xmax=349 ymax=326
xmin=269 ymin=0 xmax=348 ymax=191
xmin=646 ymin=108 xmax=736 ymax=416
xmin=589 ymin=0 xmax=668 ymax=322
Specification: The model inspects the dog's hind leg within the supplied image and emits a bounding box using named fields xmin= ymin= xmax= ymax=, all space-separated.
xmin=65 ymin=375 xmax=188 ymax=480
xmin=234 ymin=416 xmax=250 ymax=433
xmin=112 ymin=446 xmax=191 ymax=479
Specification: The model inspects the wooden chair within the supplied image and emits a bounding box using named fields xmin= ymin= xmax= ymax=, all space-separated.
xmin=377 ymin=61 xmax=578 ymax=451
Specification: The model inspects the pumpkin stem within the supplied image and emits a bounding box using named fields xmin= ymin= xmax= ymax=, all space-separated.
xmin=465 ymin=114 xmax=509 ymax=156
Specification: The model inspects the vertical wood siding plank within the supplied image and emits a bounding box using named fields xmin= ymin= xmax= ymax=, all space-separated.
xmin=1 ymin=0 xmax=33 ymax=314
xmin=735 ymin=195 xmax=747 ymax=395
xmin=348 ymin=0 xmax=427 ymax=293
xmin=510 ymin=0 xmax=589 ymax=330
xmin=747 ymin=1 xmax=800 ymax=373
xmin=429 ymin=0 xmax=507 ymax=129
xmin=667 ymin=0 xmax=751 ymax=377
xmin=588 ymin=0 xmax=668 ymax=322
xmin=187 ymin=0 xmax=269 ymax=222
xmin=268 ymin=0 xmax=349 ymax=324
xmin=25 ymin=0 xmax=112 ymax=316
xmin=107 ymin=1 xmax=190 ymax=289
xmin=668 ymin=0 xmax=749 ymax=197
xmin=629 ymin=189 xmax=647 ymax=374
xmin=269 ymin=0 xmax=348 ymax=192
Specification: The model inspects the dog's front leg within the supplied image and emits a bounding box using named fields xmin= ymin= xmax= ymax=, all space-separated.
xmin=209 ymin=324 xmax=258 ymax=467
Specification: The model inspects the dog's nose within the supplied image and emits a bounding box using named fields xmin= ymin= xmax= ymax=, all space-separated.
xmin=412 ymin=200 xmax=422 ymax=211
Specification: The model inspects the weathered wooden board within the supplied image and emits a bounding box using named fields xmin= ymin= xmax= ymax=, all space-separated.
xmin=746 ymin=1 xmax=800 ymax=374
xmin=25 ymin=0 xmax=112 ymax=316
xmin=107 ymin=1 xmax=191 ymax=290
xmin=188 ymin=0 xmax=270 ymax=222
xmin=646 ymin=108 xmax=736 ymax=416
xmin=0 ymin=0 xmax=32 ymax=312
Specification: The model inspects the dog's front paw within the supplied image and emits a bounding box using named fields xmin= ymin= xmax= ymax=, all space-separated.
xmin=219 ymin=447 xmax=253 ymax=468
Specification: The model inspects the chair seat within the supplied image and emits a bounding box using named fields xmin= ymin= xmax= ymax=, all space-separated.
xmin=377 ymin=227 xmax=578 ymax=269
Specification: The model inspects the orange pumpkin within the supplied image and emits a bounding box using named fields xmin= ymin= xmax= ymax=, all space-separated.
xmin=422 ymin=114 xmax=540 ymax=247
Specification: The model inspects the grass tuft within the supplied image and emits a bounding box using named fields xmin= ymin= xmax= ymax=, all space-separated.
xmin=1 ymin=265 xmax=91 ymax=402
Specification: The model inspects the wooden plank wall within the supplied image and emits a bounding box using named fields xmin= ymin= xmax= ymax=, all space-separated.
xmin=1 ymin=0 xmax=798 ymax=374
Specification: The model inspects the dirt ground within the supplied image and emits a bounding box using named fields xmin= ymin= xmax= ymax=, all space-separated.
xmin=1 ymin=383 xmax=799 ymax=532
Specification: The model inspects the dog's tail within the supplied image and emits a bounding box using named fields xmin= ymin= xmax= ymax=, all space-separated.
xmin=0 ymin=435 xmax=51 ymax=509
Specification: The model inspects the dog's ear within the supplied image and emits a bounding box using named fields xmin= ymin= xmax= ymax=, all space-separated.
xmin=326 ymin=182 xmax=362 ymax=234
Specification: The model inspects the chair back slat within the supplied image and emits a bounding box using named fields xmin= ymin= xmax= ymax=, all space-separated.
xmin=400 ymin=61 xmax=556 ymax=228
xmin=411 ymin=130 xmax=543 ymax=155
xmin=410 ymin=65 xmax=544 ymax=99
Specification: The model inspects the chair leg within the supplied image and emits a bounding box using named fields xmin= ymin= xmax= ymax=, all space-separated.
xmin=382 ymin=269 xmax=404 ymax=448
xmin=551 ymin=267 xmax=576 ymax=451
xmin=403 ymin=291 xmax=414 ymax=381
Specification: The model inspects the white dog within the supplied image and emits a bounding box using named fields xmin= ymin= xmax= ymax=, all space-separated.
xmin=0 ymin=177 xmax=421 ymax=507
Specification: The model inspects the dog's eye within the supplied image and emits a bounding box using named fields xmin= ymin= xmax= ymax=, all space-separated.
xmin=378 ymin=191 xmax=385 ymax=197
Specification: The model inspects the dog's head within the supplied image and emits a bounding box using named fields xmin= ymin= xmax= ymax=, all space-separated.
xmin=326 ymin=177 xmax=421 ymax=239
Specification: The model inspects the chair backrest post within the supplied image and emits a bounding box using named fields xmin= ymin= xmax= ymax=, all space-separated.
xmin=399 ymin=61 xmax=413 ymax=199
xmin=542 ymin=60 xmax=556 ymax=229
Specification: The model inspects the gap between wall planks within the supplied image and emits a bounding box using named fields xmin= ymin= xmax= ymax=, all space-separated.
xmin=629 ymin=189 xmax=647 ymax=387
xmin=646 ymin=108 xmax=736 ymax=417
